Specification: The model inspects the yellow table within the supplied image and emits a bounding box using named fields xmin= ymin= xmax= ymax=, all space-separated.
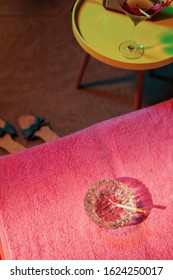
xmin=72 ymin=0 xmax=173 ymax=109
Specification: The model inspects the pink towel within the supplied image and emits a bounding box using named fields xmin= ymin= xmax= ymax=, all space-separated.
xmin=0 ymin=99 xmax=173 ymax=260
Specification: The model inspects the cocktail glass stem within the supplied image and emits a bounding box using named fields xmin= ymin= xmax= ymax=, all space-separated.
xmin=119 ymin=21 xmax=144 ymax=59
xmin=128 ymin=24 xmax=136 ymax=51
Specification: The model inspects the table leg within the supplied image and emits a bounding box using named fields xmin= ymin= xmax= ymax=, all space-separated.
xmin=134 ymin=70 xmax=145 ymax=110
xmin=150 ymin=69 xmax=155 ymax=76
xmin=75 ymin=52 xmax=90 ymax=88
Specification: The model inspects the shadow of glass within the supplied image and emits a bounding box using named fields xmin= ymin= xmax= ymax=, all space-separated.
xmin=143 ymin=31 xmax=173 ymax=56
xmin=160 ymin=32 xmax=173 ymax=55
xmin=116 ymin=177 xmax=166 ymax=226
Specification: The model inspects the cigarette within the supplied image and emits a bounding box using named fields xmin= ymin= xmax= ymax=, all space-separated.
xmin=108 ymin=199 xmax=146 ymax=214
xmin=138 ymin=8 xmax=151 ymax=18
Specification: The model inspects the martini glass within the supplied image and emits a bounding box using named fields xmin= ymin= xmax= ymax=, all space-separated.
xmin=118 ymin=0 xmax=164 ymax=59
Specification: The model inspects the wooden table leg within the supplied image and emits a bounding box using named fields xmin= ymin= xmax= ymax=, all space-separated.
xmin=134 ymin=70 xmax=145 ymax=110
xmin=150 ymin=69 xmax=155 ymax=76
xmin=75 ymin=51 xmax=90 ymax=88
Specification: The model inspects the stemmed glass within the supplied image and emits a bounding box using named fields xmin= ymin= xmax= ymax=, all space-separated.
xmin=118 ymin=0 xmax=167 ymax=59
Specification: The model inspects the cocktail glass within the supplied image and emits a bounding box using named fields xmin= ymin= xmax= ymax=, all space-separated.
xmin=118 ymin=0 xmax=168 ymax=59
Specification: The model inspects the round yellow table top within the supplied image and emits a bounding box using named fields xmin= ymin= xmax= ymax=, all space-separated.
xmin=72 ymin=0 xmax=173 ymax=70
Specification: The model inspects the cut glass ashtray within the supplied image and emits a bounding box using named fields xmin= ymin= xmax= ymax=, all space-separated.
xmin=84 ymin=179 xmax=145 ymax=229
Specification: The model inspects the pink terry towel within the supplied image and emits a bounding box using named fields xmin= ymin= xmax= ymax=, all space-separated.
xmin=0 ymin=99 xmax=173 ymax=260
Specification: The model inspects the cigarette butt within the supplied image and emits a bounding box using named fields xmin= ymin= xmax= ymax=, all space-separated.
xmin=108 ymin=199 xmax=146 ymax=214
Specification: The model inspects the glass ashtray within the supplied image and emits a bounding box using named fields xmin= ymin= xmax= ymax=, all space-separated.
xmin=84 ymin=179 xmax=137 ymax=229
